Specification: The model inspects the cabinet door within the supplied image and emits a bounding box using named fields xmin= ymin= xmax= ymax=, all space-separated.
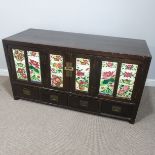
xmin=27 ymin=50 xmax=42 ymax=83
xmin=11 ymin=48 xmax=28 ymax=81
xmin=97 ymin=57 xmax=140 ymax=101
xmin=116 ymin=62 xmax=139 ymax=100
xmin=9 ymin=46 xmax=44 ymax=86
xmin=70 ymin=54 xmax=94 ymax=95
xmin=98 ymin=60 xmax=118 ymax=96
xmin=46 ymin=51 xmax=70 ymax=91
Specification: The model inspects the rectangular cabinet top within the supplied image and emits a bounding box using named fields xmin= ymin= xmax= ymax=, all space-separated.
xmin=3 ymin=28 xmax=151 ymax=57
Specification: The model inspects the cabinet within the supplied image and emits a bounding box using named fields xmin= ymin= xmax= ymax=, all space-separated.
xmin=3 ymin=29 xmax=151 ymax=123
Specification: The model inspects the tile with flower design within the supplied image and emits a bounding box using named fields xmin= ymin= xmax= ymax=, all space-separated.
xmin=99 ymin=61 xmax=118 ymax=95
xmin=12 ymin=49 xmax=28 ymax=80
xmin=50 ymin=54 xmax=63 ymax=88
xmin=117 ymin=63 xmax=138 ymax=99
xmin=75 ymin=58 xmax=90 ymax=92
xmin=27 ymin=51 xmax=42 ymax=82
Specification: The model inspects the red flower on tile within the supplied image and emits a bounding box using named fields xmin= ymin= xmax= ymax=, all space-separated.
xmin=57 ymin=63 xmax=63 ymax=69
xmin=22 ymin=74 xmax=27 ymax=79
xmin=78 ymin=80 xmax=87 ymax=90
xmin=126 ymin=64 xmax=133 ymax=69
xmin=107 ymin=62 xmax=113 ymax=67
xmin=118 ymin=85 xmax=129 ymax=95
xmin=76 ymin=70 xmax=84 ymax=76
xmin=52 ymin=75 xmax=62 ymax=87
xmin=29 ymin=59 xmax=39 ymax=69
xmin=124 ymin=72 xmax=132 ymax=78
xmin=122 ymin=85 xmax=129 ymax=91
xmin=118 ymin=89 xmax=125 ymax=95
xmin=31 ymin=51 xmax=37 ymax=56
xmin=79 ymin=80 xmax=86 ymax=85
xmin=17 ymin=68 xmax=24 ymax=73
xmin=102 ymin=71 xmax=115 ymax=80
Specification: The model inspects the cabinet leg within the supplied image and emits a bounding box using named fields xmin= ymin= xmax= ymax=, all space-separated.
xmin=129 ymin=119 xmax=135 ymax=124
xmin=14 ymin=96 xmax=19 ymax=100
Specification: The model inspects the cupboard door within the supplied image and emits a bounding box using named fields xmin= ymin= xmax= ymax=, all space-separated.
xmin=99 ymin=61 xmax=118 ymax=96
xmin=71 ymin=54 xmax=93 ymax=95
xmin=116 ymin=63 xmax=138 ymax=99
xmin=75 ymin=57 xmax=90 ymax=92
xmin=27 ymin=51 xmax=42 ymax=83
xmin=47 ymin=51 xmax=70 ymax=91
xmin=50 ymin=54 xmax=64 ymax=88
xmin=12 ymin=49 xmax=28 ymax=81
xmin=10 ymin=46 xmax=44 ymax=86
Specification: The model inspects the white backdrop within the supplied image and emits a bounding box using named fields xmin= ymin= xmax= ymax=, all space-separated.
xmin=0 ymin=0 xmax=154 ymax=79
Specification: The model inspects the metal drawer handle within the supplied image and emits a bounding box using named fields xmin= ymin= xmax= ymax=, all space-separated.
xmin=80 ymin=100 xmax=88 ymax=107
xmin=23 ymin=88 xmax=31 ymax=96
xmin=112 ymin=106 xmax=122 ymax=113
xmin=50 ymin=95 xmax=58 ymax=102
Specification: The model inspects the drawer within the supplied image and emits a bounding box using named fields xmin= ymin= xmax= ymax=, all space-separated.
xmin=100 ymin=101 xmax=134 ymax=118
xmin=40 ymin=89 xmax=68 ymax=106
xmin=68 ymin=95 xmax=99 ymax=113
xmin=13 ymin=84 xmax=39 ymax=100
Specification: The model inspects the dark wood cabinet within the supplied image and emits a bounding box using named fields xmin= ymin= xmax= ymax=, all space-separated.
xmin=2 ymin=28 xmax=151 ymax=123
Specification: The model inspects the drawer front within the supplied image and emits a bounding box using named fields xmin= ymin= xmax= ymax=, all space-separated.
xmin=40 ymin=89 xmax=68 ymax=106
xmin=13 ymin=84 xmax=39 ymax=100
xmin=100 ymin=101 xmax=133 ymax=118
xmin=68 ymin=95 xmax=99 ymax=113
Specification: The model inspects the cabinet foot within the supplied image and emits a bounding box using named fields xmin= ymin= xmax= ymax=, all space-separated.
xmin=14 ymin=96 xmax=20 ymax=100
xmin=129 ymin=119 xmax=135 ymax=124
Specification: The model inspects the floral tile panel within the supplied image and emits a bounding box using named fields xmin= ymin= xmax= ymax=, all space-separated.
xmin=12 ymin=49 xmax=28 ymax=80
xmin=75 ymin=58 xmax=90 ymax=92
xmin=50 ymin=54 xmax=63 ymax=88
xmin=99 ymin=61 xmax=118 ymax=96
xmin=117 ymin=63 xmax=138 ymax=99
xmin=27 ymin=51 xmax=42 ymax=82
